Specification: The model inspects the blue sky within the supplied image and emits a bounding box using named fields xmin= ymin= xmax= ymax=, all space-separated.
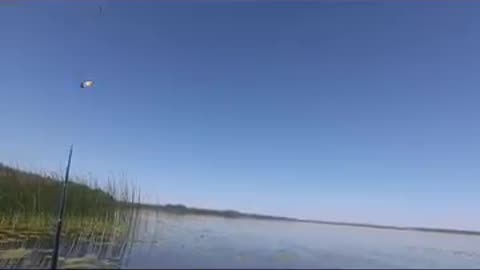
xmin=1 ymin=1 xmax=480 ymax=230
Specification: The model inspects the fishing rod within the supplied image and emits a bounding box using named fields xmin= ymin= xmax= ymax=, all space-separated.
xmin=51 ymin=145 xmax=74 ymax=270
xmin=50 ymin=80 xmax=94 ymax=269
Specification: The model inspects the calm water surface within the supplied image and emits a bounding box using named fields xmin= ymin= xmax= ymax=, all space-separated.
xmin=120 ymin=210 xmax=480 ymax=269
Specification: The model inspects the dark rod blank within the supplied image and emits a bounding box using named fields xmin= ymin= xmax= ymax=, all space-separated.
xmin=51 ymin=145 xmax=74 ymax=270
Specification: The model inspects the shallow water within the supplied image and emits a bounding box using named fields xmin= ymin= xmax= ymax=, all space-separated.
xmin=2 ymin=210 xmax=480 ymax=269
xmin=121 ymin=210 xmax=480 ymax=269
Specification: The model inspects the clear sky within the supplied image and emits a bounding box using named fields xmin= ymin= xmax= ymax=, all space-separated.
xmin=1 ymin=1 xmax=480 ymax=230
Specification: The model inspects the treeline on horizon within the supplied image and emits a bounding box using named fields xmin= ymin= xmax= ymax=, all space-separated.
xmin=133 ymin=204 xmax=480 ymax=236
xmin=132 ymin=202 xmax=298 ymax=220
xmin=0 ymin=162 xmax=283 ymax=221
xmin=1 ymin=163 xmax=479 ymax=236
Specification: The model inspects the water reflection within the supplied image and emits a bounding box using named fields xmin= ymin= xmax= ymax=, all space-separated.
xmin=2 ymin=208 xmax=480 ymax=269
xmin=123 ymin=209 xmax=480 ymax=269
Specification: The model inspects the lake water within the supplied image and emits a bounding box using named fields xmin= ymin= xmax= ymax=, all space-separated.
xmin=120 ymin=210 xmax=480 ymax=269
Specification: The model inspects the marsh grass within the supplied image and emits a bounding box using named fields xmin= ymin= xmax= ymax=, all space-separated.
xmin=0 ymin=163 xmax=142 ymax=268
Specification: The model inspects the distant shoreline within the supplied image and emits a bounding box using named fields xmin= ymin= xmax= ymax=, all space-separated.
xmin=2 ymin=162 xmax=477 ymax=237
xmin=132 ymin=202 xmax=480 ymax=237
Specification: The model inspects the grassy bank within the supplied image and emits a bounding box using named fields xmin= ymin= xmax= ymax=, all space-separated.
xmin=0 ymin=163 xmax=140 ymax=268
xmin=0 ymin=163 xmax=137 ymax=233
